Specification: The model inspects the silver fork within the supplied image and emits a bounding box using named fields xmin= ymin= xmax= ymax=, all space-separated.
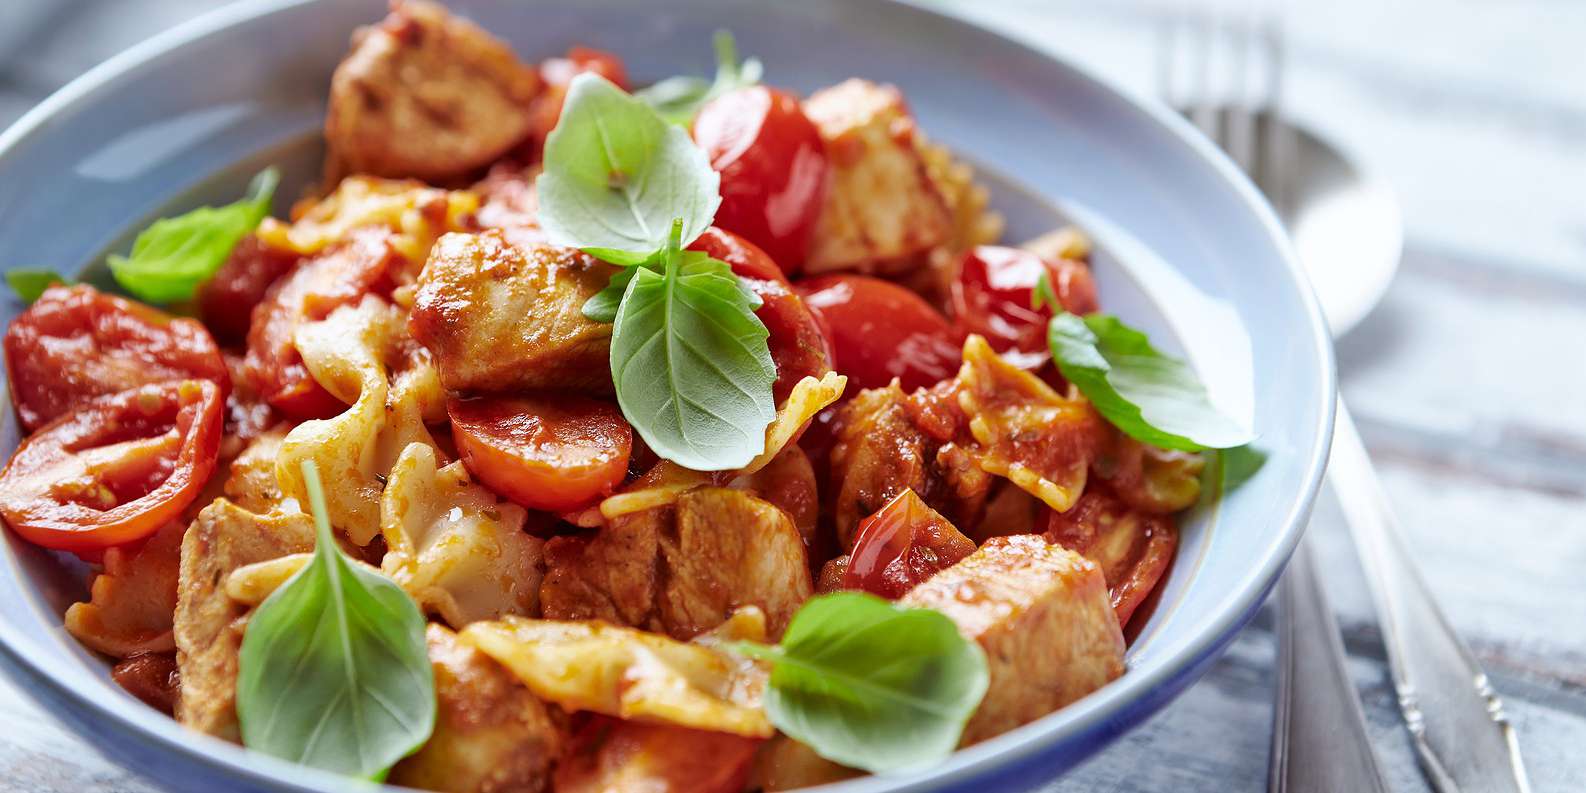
xmin=1159 ymin=10 xmax=1389 ymax=793
xmin=1160 ymin=8 xmax=1534 ymax=793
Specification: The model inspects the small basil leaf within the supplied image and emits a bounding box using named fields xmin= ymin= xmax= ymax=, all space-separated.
xmin=582 ymin=266 xmax=637 ymax=323
xmin=733 ymin=592 xmax=988 ymax=774
xmin=636 ymin=30 xmax=764 ymax=126
xmin=581 ymin=246 xmax=659 ymax=267
xmin=536 ymin=73 xmax=719 ymax=254
xmin=237 ymin=460 xmax=435 ymax=780
xmin=108 ymin=167 xmax=278 ymax=304
xmin=1047 ymin=311 xmax=1253 ymax=451
xmin=610 ymin=221 xmax=775 ymax=471
xmin=5 ymin=269 xmax=69 ymax=303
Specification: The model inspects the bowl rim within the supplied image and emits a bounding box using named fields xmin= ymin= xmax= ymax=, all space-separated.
xmin=0 ymin=0 xmax=1337 ymax=790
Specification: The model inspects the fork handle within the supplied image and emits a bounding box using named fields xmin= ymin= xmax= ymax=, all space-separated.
xmin=1269 ymin=536 xmax=1390 ymax=793
xmin=1329 ymin=399 xmax=1533 ymax=793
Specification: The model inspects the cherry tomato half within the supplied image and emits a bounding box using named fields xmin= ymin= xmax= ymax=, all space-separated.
xmin=1042 ymin=486 xmax=1176 ymax=626
xmin=530 ymin=47 xmax=630 ymax=146
xmin=794 ymin=274 xmax=962 ymax=392
xmin=693 ymin=86 xmax=828 ymax=274
xmin=0 ymin=380 xmax=223 ymax=554
xmin=950 ymin=245 xmax=1099 ymax=355
xmin=4 ymin=285 xmax=229 ymax=432
xmin=842 ymin=488 xmax=975 ymax=599
xmin=690 ymin=228 xmax=832 ymax=403
xmin=449 ymin=394 xmax=633 ymax=512
xmin=199 ymin=235 xmax=302 ymax=345
xmin=242 ymin=228 xmax=398 ymax=419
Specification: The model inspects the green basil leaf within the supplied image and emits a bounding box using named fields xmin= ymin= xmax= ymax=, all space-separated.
xmin=582 ymin=249 xmax=736 ymax=324
xmin=734 ymin=592 xmax=988 ymax=774
xmin=5 ymin=269 xmax=69 ymax=303
xmin=636 ymin=30 xmax=764 ymax=126
xmin=1046 ymin=310 xmax=1253 ymax=451
xmin=108 ymin=167 xmax=278 ymax=304
xmin=536 ymin=73 xmax=719 ymax=257
xmin=610 ymin=220 xmax=774 ymax=470
xmin=237 ymin=460 xmax=435 ymax=780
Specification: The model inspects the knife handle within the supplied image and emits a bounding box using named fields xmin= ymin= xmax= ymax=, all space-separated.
xmin=1269 ymin=537 xmax=1390 ymax=793
xmin=1329 ymin=399 xmax=1533 ymax=793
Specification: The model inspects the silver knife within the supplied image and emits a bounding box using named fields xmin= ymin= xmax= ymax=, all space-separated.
xmin=1269 ymin=537 xmax=1391 ymax=793
xmin=1329 ymin=398 xmax=1532 ymax=793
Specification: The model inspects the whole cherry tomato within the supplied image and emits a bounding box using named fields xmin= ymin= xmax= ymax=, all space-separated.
xmin=242 ymin=227 xmax=398 ymax=419
xmin=4 ymin=285 xmax=229 ymax=432
xmin=690 ymin=228 xmax=832 ymax=403
xmin=841 ymin=488 xmax=975 ymax=599
xmin=199 ymin=235 xmax=301 ymax=345
xmin=1042 ymin=486 xmax=1177 ymax=626
xmin=693 ymin=86 xmax=828 ymax=274
xmin=529 ymin=47 xmax=630 ymax=146
xmin=449 ymin=394 xmax=633 ymax=512
xmin=0 ymin=380 xmax=223 ymax=554
xmin=950 ymin=245 xmax=1098 ymax=355
xmin=794 ymin=274 xmax=962 ymax=392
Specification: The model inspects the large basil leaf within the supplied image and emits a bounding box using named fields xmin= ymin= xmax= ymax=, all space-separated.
xmin=537 ymin=73 xmax=719 ymax=259
xmin=609 ymin=223 xmax=773 ymax=471
xmin=734 ymin=593 xmax=988 ymax=774
xmin=107 ymin=167 xmax=278 ymax=304
xmin=636 ymin=30 xmax=764 ymax=127
xmin=1046 ymin=310 xmax=1253 ymax=451
xmin=236 ymin=460 xmax=435 ymax=780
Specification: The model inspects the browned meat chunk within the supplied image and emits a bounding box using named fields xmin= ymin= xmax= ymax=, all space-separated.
xmin=901 ymin=534 xmax=1125 ymax=744
xmin=827 ymin=383 xmax=934 ymax=549
xmin=802 ymin=79 xmax=953 ymax=274
xmin=388 ymin=625 xmax=565 ymax=793
xmin=554 ymin=718 xmax=761 ymax=793
xmin=325 ymin=0 xmax=540 ymax=182
xmin=541 ymin=488 xmax=813 ymax=640
xmin=409 ymin=231 xmax=617 ymax=393
xmin=172 ymin=500 xmax=314 ymax=739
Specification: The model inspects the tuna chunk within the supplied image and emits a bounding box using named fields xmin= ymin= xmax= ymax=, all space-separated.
xmin=388 ymin=625 xmax=564 ymax=793
xmin=409 ymin=231 xmax=617 ymax=393
xmin=900 ymin=534 xmax=1125 ymax=744
xmin=802 ymin=79 xmax=953 ymax=274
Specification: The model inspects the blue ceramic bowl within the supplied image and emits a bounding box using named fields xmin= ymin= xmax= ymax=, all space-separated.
xmin=0 ymin=1 xmax=1334 ymax=790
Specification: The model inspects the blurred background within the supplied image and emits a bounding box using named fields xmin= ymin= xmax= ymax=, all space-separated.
xmin=0 ymin=0 xmax=1581 ymax=790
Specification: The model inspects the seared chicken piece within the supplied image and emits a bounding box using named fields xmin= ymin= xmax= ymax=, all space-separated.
xmin=409 ymin=231 xmax=617 ymax=393
xmin=388 ymin=625 xmax=564 ymax=793
xmin=802 ymin=79 xmax=953 ymax=274
xmin=901 ymin=534 xmax=1125 ymax=744
xmin=172 ymin=500 xmax=314 ymax=739
xmin=827 ymin=383 xmax=934 ymax=550
xmin=541 ymin=488 xmax=813 ymax=640
xmin=555 ymin=718 xmax=762 ymax=793
xmin=222 ymin=426 xmax=289 ymax=513
xmin=325 ymin=0 xmax=540 ymax=183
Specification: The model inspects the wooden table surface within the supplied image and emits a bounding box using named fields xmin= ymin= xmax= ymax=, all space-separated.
xmin=1 ymin=0 xmax=1582 ymax=790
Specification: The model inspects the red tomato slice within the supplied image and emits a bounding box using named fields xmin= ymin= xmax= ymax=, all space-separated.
xmin=530 ymin=46 xmax=630 ymax=147
xmin=842 ymin=488 xmax=975 ymax=599
xmin=690 ymin=228 xmax=832 ymax=403
xmin=794 ymin=274 xmax=962 ymax=392
xmin=1042 ymin=487 xmax=1177 ymax=626
xmin=693 ymin=86 xmax=828 ymax=274
xmin=0 ymin=380 xmax=223 ymax=553
xmin=199 ymin=235 xmax=302 ymax=345
xmin=950 ymin=245 xmax=1098 ymax=356
xmin=242 ymin=228 xmax=399 ymax=419
xmin=4 ymin=285 xmax=229 ymax=432
xmin=449 ymin=394 xmax=633 ymax=512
